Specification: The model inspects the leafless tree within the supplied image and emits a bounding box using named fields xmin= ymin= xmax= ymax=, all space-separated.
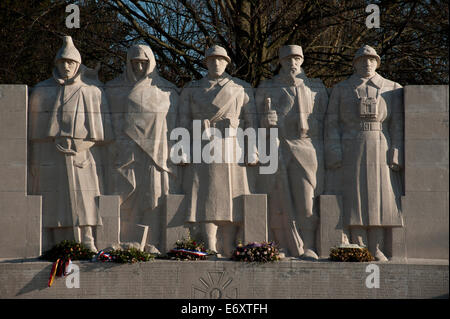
xmin=103 ymin=0 xmax=448 ymax=87
xmin=1 ymin=0 xmax=448 ymax=87
xmin=0 ymin=0 xmax=131 ymax=85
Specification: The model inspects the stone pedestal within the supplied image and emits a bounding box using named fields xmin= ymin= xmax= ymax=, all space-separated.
xmin=241 ymin=194 xmax=267 ymax=243
xmin=385 ymin=215 xmax=407 ymax=262
xmin=0 ymin=85 xmax=42 ymax=258
xmin=129 ymin=224 xmax=150 ymax=251
xmin=318 ymin=195 xmax=345 ymax=258
xmin=318 ymin=194 xmax=405 ymax=260
xmin=403 ymin=85 xmax=449 ymax=260
xmin=96 ymin=195 xmax=121 ymax=250
xmin=163 ymin=194 xmax=190 ymax=253
xmin=163 ymin=194 xmax=268 ymax=253
xmin=1 ymin=259 xmax=447 ymax=299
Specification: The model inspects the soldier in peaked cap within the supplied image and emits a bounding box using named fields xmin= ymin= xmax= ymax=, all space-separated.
xmin=278 ymin=44 xmax=304 ymax=60
xmin=29 ymin=36 xmax=113 ymax=252
xmin=256 ymin=45 xmax=328 ymax=260
xmin=325 ymin=45 xmax=404 ymax=261
xmin=178 ymin=45 xmax=258 ymax=257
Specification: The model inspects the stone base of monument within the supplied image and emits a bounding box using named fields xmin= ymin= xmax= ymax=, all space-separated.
xmin=163 ymin=194 xmax=268 ymax=253
xmin=0 ymin=258 xmax=447 ymax=298
xmin=317 ymin=195 xmax=408 ymax=260
xmin=0 ymin=85 xmax=43 ymax=258
xmin=96 ymin=195 xmax=121 ymax=251
xmin=318 ymin=195 xmax=346 ymax=258
xmin=0 ymin=194 xmax=41 ymax=258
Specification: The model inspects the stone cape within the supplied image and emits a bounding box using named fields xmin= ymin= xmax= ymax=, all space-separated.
xmin=117 ymin=81 xmax=178 ymax=245
xmin=29 ymin=68 xmax=111 ymax=142
xmin=28 ymin=66 xmax=113 ymax=228
xmin=104 ymin=44 xmax=179 ymax=247
xmin=124 ymin=82 xmax=178 ymax=176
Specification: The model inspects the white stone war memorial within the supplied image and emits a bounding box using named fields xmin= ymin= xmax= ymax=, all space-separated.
xmin=0 ymin=35 xmax=448 ymax=299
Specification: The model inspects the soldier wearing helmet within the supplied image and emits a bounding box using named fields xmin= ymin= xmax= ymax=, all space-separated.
xmin=325 ymin=45 xmax=404 ymax=261
xmin=29 ymin=36 xmax=113 ymax=252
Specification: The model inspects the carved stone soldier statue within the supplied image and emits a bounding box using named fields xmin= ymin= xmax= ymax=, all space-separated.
xmin=105 ymin=44 xmax=179 ymax=249
xmin=178 ymin=45 xmax=258 ymax=257
xmin=256 ymin=45 xmax=328 ymax=259
xmin=325 ymin=45 xmax=404 ymax=261
xmin=29 ymin=36 xmax=113 ymax=252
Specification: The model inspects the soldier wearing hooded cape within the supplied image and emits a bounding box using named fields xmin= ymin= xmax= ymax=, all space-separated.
xmin=105 ymin=45 xmax=179 ymax=248
xmin=29 ymin=36 xmax=113 ymax=251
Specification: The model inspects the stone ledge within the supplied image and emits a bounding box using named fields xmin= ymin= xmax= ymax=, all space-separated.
xmin=0 ymin=259 xmax=447 ymax=299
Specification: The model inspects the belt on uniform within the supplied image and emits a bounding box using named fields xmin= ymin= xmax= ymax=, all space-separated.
xmin=360 ymin=122 xmax=382 ymax=131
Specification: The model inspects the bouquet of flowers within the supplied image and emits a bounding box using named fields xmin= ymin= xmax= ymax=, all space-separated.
xmin=231 ymin=242 xmax=280 ymax=263
xmin=329 ymin=244 xmax=375 ymax=262
xmin=40 ymin=240 xmax=96 ymax=262
xmin=96 ymin=247 xmax=154 ymax=263
xmin=167 ymin=236 xmax=212 ymax=260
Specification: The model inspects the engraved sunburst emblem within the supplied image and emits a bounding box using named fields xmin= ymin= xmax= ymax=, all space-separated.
xmin=192 ymin=271 xmax=238 ymax=299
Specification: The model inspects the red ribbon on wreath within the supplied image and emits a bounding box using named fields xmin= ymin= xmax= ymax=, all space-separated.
xmin=47 ymin=258 xmax=72 ymax=287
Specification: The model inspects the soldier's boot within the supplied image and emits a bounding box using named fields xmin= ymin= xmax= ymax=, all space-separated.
xmin=80 ymin=226 xmax=97 ymax=253
xmin=369 ymin=227 xmax=388 ymax=262
xmin=301 ymin=229 xmax=319 ymax=260
xmin=373 ymin=249 xmax=388 ymax=262
xmin=203 ymin=222 xmax=218 ymax=255
xmin=350 ymin=226 xmax=368 ymax=247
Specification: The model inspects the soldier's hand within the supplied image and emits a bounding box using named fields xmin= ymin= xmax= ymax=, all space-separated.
xmin=245 ymin=152 xmax=259 ymax=166
xmin=55 ymin=137 xmax=76 ymax=155
xmin=264 ymin=97 xmax=278 ymax=127
xmin=55 ymin=137 xmax=72 ymax=150
xmin=388 ymin=148 xmax=401 ymax=171
xmin=266 ymin=110 xmax=278 ymax=127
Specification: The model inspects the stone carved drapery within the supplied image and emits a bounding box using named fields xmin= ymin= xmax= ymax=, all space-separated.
xmin=29 ymin=69 xmax=113 ymax=228
xmin=24 ymin=37 xmax=409 ymax=260
xmin=256 ymin=72 xmax=328 ymax=257
xmin=105 ymin=45 xmax=179 ymax=247
xmin=178 ymin=72 xmax=258 ymax=224
xmin=324 ymin=72 xmax=404 ymax=228
xmin=28 ymin=38 xmax=113 ymax=252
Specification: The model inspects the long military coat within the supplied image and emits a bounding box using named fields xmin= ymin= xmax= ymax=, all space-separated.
xmin=325 ymin=73 xmax=404 ymax=227
xmin=254 ymin=73 xmax=327 ymax=256
xmin=29 ymin=65 xmax=113 ymax=227
xmin=256 ymin=74 xmax=328 ymax=226
xmin=178 ymin=73 xmax=257 ymax=223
